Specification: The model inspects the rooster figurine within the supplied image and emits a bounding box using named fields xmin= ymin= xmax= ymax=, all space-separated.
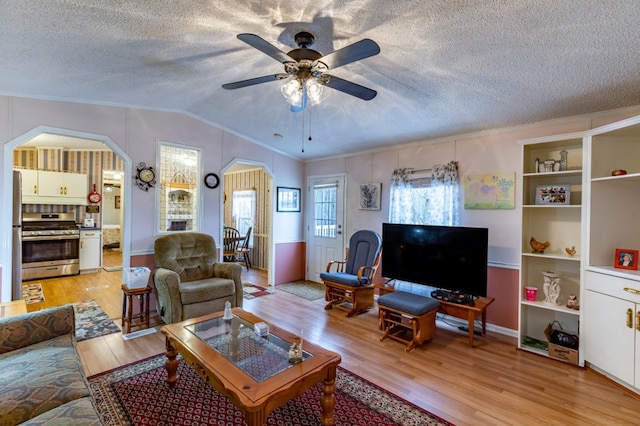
xmin=530 ymin=237 xmax=550 ymax=254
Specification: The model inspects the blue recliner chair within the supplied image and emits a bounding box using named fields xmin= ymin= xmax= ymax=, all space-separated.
xmin=320 ymin=230 xmax=382 ymax=317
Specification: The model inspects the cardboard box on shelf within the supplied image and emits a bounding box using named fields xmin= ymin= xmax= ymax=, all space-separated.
xmin=548 ymin=343 xmax=579 ymax=365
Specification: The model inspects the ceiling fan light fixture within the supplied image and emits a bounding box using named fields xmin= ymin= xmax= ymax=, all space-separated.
xmin=281 ymin=78 xmax=303 ymax=107
xmin=305 ymin=78 xmax=325 ymax=106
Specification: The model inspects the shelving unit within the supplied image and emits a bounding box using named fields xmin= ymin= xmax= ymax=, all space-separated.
xmin=518 ymin=133 xmax=586 ymax=365
xmin=164 ymin=183 xmax=194 ymax=231
xmin=582 ymin=115 xmax=640 ymax=392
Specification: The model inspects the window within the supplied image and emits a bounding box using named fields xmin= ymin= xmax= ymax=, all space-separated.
xmin=232 ymin=190 xmax=255 ymax=246
xmin=313 ymin=182 xmax=337 ymax=237
xmin=157 ymin=142 xmax=201 ymax=233
xmin=389 ymin=162 xmax=460 ymax=226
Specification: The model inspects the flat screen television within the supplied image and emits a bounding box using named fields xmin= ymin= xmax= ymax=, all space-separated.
xmin=381 ymin=223 xmax=488 ymax=297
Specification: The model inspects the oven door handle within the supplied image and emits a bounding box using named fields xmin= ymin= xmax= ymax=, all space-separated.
xmin=22 ymin=235 xmax=80 ymax=241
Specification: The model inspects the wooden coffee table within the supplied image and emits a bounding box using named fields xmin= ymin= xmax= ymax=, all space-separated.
xmin=161 ymin=308 xmax=341 ymax=426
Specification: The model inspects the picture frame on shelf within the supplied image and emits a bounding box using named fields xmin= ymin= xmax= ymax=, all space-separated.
xmin=276 ymin=187 xmax=301 ymax=212
xmin=535 ymin=185 xmax=570 ymax=205
xmin=614 ymin=248 xmax=639 ymax=270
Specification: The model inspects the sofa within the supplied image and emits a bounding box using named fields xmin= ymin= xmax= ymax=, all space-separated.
xmin=0 ymin=305 xmax=102 ymax=425
xmin=154 ymin=232 xmax=243 ymax=324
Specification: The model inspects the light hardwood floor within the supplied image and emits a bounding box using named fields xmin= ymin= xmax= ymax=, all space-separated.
xmin=25 ymin=261 xmax=640 ymax=425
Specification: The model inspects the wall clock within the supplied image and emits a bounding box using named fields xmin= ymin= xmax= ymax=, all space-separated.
xmin=204 ymin=172 xmax=220 ymax=189
xmin=135 ymin=162 xmax=156 ymax=191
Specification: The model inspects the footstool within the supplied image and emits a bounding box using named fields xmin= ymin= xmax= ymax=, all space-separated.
xmin=378 ymin=291 xmax=440 ymax=352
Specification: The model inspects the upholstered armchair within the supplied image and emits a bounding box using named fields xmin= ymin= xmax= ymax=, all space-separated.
xmin=320 ymin=229 xmax=382 ymax=317
xmin=153 ymin=232 xmax=243 ymax=324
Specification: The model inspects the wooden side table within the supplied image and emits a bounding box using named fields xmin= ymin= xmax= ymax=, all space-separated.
xmin=121 ymin=284 xmax=151 ymax=334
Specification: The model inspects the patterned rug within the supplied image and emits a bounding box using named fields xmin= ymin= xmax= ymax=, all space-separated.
xmin=22 ymin=282 xmax=45 ymax=304
xmin=88 ymin=354 xmax=453 ymax=426
xmin=242 ymin=283 xmax=276 ymax=299
xmin=103 ymin=265 xmax=122 ymax=272
xmin=277 ymin=280 xmax=325 ymax=301
xmin=74 ymin=300 xmax=121 ymax=342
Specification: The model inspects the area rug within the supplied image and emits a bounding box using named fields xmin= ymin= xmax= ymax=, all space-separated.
xmin=89 ymin=354 xmax=453 ymax=426
xmin=277 ymin=280 xmax=325 ymax=301
xmin=74 ymin=300 xmax=121 ymax=342
xmin=22 ymin=282 xmax=45 ymax=304
xmin=103 ymin=265 xmax=122 ymax=272
xmin=242 ymin=283 xmax=276 ymax=299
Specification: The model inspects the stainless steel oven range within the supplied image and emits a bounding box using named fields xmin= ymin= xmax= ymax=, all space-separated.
xmin=22 ymin=212 xmax=80 ymax=281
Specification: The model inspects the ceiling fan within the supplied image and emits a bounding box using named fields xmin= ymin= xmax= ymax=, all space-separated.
xmin=222 ymin=32 xmax=380 ymax=112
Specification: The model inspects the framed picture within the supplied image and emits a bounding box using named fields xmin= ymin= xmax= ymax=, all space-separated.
xmin=277 ymin=187 xmax=301 ymax=212
xmin=615 ymin=248 xmax=639 ymax=270
xmin=358 ymin=183 xmax=381 ymax=210
xmin=535 ymin=185 xmax=570 ymax=205
xmin=115 ymin=195 xmax=121 ymax=209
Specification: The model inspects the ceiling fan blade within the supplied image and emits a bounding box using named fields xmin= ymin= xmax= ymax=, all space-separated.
xmin=322 ymin=75 xmax=377 ymax=101
xmin=318 ymin=39 xmax=380 ymax=70
xmin=237 ymin=33 xmax=294 ymax=64
xmin=222 ymin=74 xmax=289 ymax=90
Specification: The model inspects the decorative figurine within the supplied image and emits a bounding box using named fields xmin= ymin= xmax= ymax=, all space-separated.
xmin=288 ymin=343 xmax=303 ymax=364
xmin=566 ymin=294 xmax=580 ymax=310
xmin=560 ymin=150 xmax=568 ymax=171
xmin=542 ymin=271 xmax=562 ymax=305
xmin=223 ymin=300 xmax=232 ymax=320
xmin=565 ymin=246 xmax=576 ymax=256
xmin=530 ymin=237 xmax=550 ymax=254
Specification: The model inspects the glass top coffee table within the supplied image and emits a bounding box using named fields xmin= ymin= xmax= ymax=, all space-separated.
xmin=161 ymin=308 xmax=341 ymax=426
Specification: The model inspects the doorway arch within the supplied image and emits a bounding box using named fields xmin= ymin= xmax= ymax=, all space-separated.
xmin=221 ymin=158 xmax=274 ymax=286
xmin=1 ymin=125 xmax=132 ymax=301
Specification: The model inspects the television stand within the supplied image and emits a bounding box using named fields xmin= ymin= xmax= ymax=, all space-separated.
xmin=436 ymin=297 xmax=495 ymax=347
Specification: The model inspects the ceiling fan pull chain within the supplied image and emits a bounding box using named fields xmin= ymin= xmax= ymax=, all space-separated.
xmin=301 ymin=111 xmax=306 ymax=153
xmin=308 ymin=108 xmax=313 ymax=142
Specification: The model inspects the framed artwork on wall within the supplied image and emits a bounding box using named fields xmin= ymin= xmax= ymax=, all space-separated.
xmin=464 ymin=172 xmax=515 ymax=209
xmin=358 ymin=183 xmax=381 ymax=210
xmin=277 ymin=187 xmax=301 ymax=212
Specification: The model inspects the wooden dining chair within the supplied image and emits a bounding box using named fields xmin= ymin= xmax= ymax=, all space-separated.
xmin=235 ymin=226 xmax=253 ymax=270
xmin=223 ymin=227 xmax=242 ymax=262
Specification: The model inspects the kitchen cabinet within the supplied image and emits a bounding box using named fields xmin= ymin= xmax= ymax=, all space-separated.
xmin=19 ymin=169 xmax=88 ymax=205
xmin=79 ymin=229 xmax=101 ymax=272
xmin=517 ymin=133 xmax=586 ymax=365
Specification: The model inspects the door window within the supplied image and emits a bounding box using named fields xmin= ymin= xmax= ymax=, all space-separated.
xmin=313 ymin=183 xmax=338 ymax=238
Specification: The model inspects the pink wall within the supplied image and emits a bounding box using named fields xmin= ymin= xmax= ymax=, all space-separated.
xmin=486 ymin=266 xmax=519 ymax=330
xmin=274 ymin=242 xmax=305 ymax=284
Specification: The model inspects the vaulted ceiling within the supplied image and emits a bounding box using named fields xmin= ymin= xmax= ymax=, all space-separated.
xmin=2 ymin=1 xmax=640 ymax=159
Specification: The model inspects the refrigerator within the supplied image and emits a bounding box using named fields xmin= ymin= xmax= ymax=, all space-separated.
xmin=12 ymin=170 xmax=22 ymax=300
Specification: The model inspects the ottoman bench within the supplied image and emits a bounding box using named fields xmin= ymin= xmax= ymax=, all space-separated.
xmin=378 ymin=291 xmax=440 ymax=351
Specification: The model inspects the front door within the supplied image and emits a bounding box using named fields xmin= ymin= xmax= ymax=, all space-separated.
xmin=306 ymin=175 xmax=345 ymax=282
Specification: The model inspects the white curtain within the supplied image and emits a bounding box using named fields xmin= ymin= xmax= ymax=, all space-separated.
xmin=389 ymin=161 xmax=460 ymax=226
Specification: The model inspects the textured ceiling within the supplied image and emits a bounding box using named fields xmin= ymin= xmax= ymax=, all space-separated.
xmin=2 ymin=1 xmax=640 ymax=160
